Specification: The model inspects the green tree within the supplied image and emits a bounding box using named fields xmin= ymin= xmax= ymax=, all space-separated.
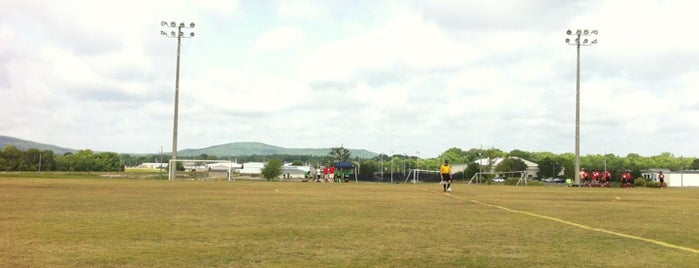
xmin=328 ymin=146 xmax=351 ymax=163
xmin=464 ymin=162 xmax=480 ymax=181
xmin=509 ymin=149 xmax=532 ymax=160
xmin=96 ymin=152 xmax=124 ymax=171
xmin=261 ymin=158 xmax=283 ymax=180
xmin=690 ymin=158 xmax=699 ymax=170
xmin=495 ymin=158 xmax=527 ymax=173
xmin=0 ymin=145 xmax=23 ymax=171
xmin=537 ymin=157 xmax=562 ymax=179
xmin=359 ymin=159 xmax=377 ymax=180
xmin=439 ymin=147 xmax=467 ymax=165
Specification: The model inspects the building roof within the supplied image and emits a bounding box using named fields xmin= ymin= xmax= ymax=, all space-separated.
xmin=475 ymin=157 xmax=538 ymax=167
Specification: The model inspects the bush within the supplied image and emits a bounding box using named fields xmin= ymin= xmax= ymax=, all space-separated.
xmin=503 ymin=178 xmax=518 ymax=185
xmin=645 ymin=180 xmax=661 ymax=188
xmin=633 ymin=178 xmax=648 ymax=187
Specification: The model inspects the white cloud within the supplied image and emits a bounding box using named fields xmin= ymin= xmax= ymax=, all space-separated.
xmin=1 ymin=0 xmax=698 ymax=158
xmin=252 ymin=26 xmax=305 ymax=53
xmin=276 ymin=0 xmax=326 ymax=20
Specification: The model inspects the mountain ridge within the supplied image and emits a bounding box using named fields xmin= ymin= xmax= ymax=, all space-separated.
xmin=178 ymin=141 xmax=377 ymax=158
xmin=0 ymin=135 xmax=377 ymax=158
xmin=0 ymin=135 xmax=77 ymax=155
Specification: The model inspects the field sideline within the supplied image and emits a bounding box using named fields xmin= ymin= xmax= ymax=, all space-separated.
xmin=1 ymin=176 xmax=698 ymax=267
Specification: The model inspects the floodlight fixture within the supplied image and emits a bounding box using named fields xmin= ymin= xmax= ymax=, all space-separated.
xmin=591 ymin=30 xmax=598 ymax=35
xmin=190 ymin=22 xmax=195 ymax=28
xmin=170 ymin=22 xmax=176 ymax=27
xmin=566 ymin=29 xmax=572 ymax=35
xmin=576 ymin=29 xmax=582 ymax=35
xmin=583 ymin=29 xmax=589 ymax=35
xmin=161 ymin=21 xmax=167 ymax=27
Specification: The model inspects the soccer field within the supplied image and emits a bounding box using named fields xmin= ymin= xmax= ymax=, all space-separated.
xmin=1 ymin=177 xmax=698 ymax=267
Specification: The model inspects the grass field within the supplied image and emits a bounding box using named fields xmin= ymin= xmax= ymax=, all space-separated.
xmin=1 ymin=175 xmax=698 ymax=267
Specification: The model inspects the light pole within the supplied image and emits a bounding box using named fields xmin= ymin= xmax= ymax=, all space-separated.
xmin=380 ymin=153 xmax=384 ymax=181
xmin=566 ymin=29 xmax=597 ymax=185
xmin=390 ymin=151 xmax=394 ymax=183
xmin=161 ymin=21 xmax=195 ymax=180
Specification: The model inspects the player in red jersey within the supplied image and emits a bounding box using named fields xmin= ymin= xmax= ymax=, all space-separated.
xmin=621 ymin=171 xmax=633 ymax=188
xmin=591 ymin=170 xmax=601 ymax=187
xmin=602 ymin=170 xmax=612 ymax=187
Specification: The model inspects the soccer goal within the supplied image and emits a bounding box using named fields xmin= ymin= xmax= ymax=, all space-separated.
xmin=168 ymin=159 xmax=234 ymax=181
xmin=404 ymin=169 xmax=441 ymax=184
xmin=468 ymin=171 xmax=527 ymax=185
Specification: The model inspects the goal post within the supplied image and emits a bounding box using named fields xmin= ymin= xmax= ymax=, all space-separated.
xmin=468 ymin=171 xmax=527 ymax=185
xmin=404 ymin=169 xmax=441 ymax=184
xmin=168 ymin=159 xmax=234 ymax=181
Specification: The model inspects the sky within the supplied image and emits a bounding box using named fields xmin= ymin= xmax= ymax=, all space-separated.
xmin=1 ymin=0 xmax=698 ymax=158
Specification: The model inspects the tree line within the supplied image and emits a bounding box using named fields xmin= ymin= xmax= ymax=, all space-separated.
xmin=3 ymin=145 xmax=698 ymax=180
xmin=0 ymin=145 xmax=124 ymax=172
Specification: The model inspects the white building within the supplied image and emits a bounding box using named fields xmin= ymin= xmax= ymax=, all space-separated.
xmin=238 ymin=162 xmax=264 ymax=175
xmin=474 ymin=157 xmax=540 ymax=178
xmin=206 ymin=162 xmax=242 ymax=171
xmin=281 ymin=165 xmax=312 ymax=179
xmin=138 ymin=162 xmax=168 ymax=169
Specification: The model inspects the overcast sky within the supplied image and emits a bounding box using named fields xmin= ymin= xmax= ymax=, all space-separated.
xmin=1 ymin=0 xmax=698 ymax=158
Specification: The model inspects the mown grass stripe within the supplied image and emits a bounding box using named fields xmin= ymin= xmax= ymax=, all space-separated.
xmin=460 ymin=197 xmax=699 ymax=254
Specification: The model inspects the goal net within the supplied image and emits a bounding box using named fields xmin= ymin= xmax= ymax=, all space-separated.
xmin=168 ymin=159 xmax=233 ymax=181
xmin=468 ymin=171 xmax=527 ymax=185
xmin=404 ymin=169 xmax=441 ymax=184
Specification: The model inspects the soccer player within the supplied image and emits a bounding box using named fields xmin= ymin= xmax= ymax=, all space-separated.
xmin=592 ymin=169 xmax=601 ymax=187
xmin=580 ymin=168 xmax=591 ymax=187
xmin=328 ymin=166 xmax=335 ymax=183
xmin=603 ymin=170 xmax=612 ymax=187
xmin=658 ymin=171 xmax=665 ymax=189
xmin=440 ymin=160 xmax=453 ymax=192
xmin=621 ymin=170 xmax=633 ymax=188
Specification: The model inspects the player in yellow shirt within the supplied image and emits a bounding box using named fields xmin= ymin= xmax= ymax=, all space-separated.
xmin=440 ymin=160 xmax=453 ymax=192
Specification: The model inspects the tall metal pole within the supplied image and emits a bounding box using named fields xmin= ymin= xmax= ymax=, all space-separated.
xmin=172 ymin=28 xmax=182 ymax=180
xmin=380 ymin=154 xmax=384 ymax=181
xmin=390 ymin=151 xmax=394 ymax=183
xmin=574 ymin=38 xmax=581 ymax=186
xmin=566 ymin=29 xmax=597 ymax=186
xmin=161 ymin=21 xmax=195 ymax=180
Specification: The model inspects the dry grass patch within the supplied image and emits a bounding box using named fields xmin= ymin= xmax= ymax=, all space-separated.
xmin=1 ymin=177 xmax=698 ymax=267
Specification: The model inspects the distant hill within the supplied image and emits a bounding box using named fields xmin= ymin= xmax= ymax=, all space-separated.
xmin=0 ymin=135 xmax=76 ymax=155
xmin=0 ymin=136 xmax=377 ymax=158
xmin=178 ymin=142 xmax=378 ymax=158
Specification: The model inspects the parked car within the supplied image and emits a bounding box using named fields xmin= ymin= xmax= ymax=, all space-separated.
xmin=492 ymin=176 xmax=505 ymax=183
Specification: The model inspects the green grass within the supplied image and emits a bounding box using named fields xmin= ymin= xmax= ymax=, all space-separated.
xmin=1 ymin=176 xmax=698 ymax=267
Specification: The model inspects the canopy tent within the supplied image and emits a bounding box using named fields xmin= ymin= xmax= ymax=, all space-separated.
xmin=333 ymin=162 xmax=355 ymax=169
xmin=333 ymin=162 xmax=358 ymax=182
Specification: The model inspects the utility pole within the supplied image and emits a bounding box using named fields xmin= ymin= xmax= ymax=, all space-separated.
xmin=161 ymin=21 xmax=195 ymax=180
xmin=566 ymin=29 xmax=598 ymax=186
